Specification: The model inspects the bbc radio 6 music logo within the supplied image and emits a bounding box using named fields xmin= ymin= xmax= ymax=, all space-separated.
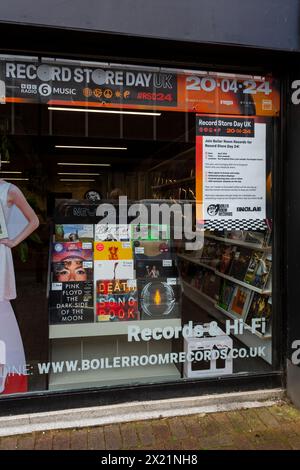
xmin=38 ymin=83 xmax=77 ymax=97
xmin=38 ymin=83 xmax=52 ymax=97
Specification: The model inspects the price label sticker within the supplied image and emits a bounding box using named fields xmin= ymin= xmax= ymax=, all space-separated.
xmin=122 ymin=242 xmax=131 ymax=248
xmin=52 ymin=283 xmax=62 ymax=291
xmin=135 ymin=247 xmax=144 ymax=254
xmin=163 ymin=260 xmax=172 ymax=267
xmin=127 ymin=280 xmax=137 ymax=288
xmin=82 ymin=242 xmax=92 ymax=250
xmin=83 ymin=262 xmax=93 ymax=268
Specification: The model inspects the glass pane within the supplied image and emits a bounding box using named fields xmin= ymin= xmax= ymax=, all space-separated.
xmin=0 ymin=55 xmax=278 ymax=395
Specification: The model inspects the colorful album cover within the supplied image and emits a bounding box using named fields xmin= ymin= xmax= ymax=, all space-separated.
xmin=94 ymin=241 xmax=133 ymax=260
xmin=94 ymin=260 xmax=135 ymax=280
xmin=138 ymin=279 xmax=180 ymax=319
xmin=244 ymin=251 xmax=270 ymax=288
xmin=228 ymin=247 xmax=252 ymax=281
xmin=131 ymin=224 xmax=170 ymax=241
xmin=218 ymin=281 xmax=236 ymax=311
xmin=245 ymin=293 xmax=272 ymax=334
xmin=228 ymin=286 xmax=252 ymax=318
xmin=95 ymin=224 xmax=130 ymax=241
xmin=54 ymin=224 xmax=94 ymax=242
xmin=133 ymin=240 xmax=171 ymax=260
xmin=135 ymin=259 xmax=177 ymax=279
xmin=52 ymin=261 xmax=93 ymax=282
xmin=49 ymin=281 xmax=94 ymax=324
xmin=52 ymin=242 xmax=93 ymax=262
xmin=96 ymin=279 xmax=139 ymax=322
xmin=51 ymin=242 xmax=93 ymax=282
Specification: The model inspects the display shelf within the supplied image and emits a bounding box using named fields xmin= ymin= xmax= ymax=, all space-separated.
xmin=49 ymin=318 xmax=182 ymax=339
xmin=216 ymin=271 xmax=271 ymax=295
xmin=178 ymin=254 xmax=271 ymax=295
xmin=214 ymin=305 xmax=272 ymax=339
xmin=48 ymin=363 xmax=181 ymax=390
xmin=152 ymin=176 xmax=195 ymax=190
xmin=205 ymin=233 xmax=272 ymax=252
xmin=177 ymin=253 xmax=215 ymax=272
xmin=48 ymin=337 xmax=181 ymax=390
xmin=181 ymin=280 xmax=215 ymax=304
xmin=182 ymin=281 xmax=272 ymax=364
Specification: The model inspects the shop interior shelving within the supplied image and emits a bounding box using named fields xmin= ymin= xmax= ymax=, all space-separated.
xmin=181 ymin=280 xmax=272 ymax=364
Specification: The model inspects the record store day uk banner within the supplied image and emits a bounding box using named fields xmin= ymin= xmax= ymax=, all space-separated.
xmin=196 ymin=115 xmax=267 ymax=230
xmin=0 ymin=57 xmax=280 ymax=116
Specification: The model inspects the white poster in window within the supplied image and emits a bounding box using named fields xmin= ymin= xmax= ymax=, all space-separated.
xmin=196 ymin=115 xmax=266 ymax=227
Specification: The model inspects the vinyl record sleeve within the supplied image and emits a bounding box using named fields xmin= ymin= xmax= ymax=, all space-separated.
xmin=138 ymin=279 xmax=181 ymax=319
xmin=49 ymin=281 xmax=94 ymax=324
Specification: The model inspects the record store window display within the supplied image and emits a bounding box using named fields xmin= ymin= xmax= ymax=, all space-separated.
xmin=0 ymin=55 xmax=280 ymax=397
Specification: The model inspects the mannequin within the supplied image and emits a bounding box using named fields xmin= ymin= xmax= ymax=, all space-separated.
xmin=0 ymin=171 xmax=39 ymax=395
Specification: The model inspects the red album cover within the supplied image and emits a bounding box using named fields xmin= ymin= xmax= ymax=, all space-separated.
xmin=96 ymin=280 xmax=139 ymax=321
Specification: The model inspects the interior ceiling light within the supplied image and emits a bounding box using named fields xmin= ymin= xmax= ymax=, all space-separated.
xmin=59 ymin=178 xmax=96 ymax=182
xmin=57 ymin=172 xmax=100 ymax=176
xmin=4 ymin=178 xmax=29 ymax=181
xmin=0 ymin=171 xmax=22 ymax=174
xmin=58 ymin=162 xmax=111 ymax=167
xmin=55 ymin=145 xmax=127 ymax=150
xmin=48 ymin=106 xmax=161 ymax=116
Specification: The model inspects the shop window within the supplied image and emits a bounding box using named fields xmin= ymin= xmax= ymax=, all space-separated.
xmin=0 ymin=55 xmax=279 ymax=395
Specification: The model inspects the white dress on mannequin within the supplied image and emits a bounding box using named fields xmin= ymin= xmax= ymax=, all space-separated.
xmin=0 ymin=181 xmax=17 ymax=301
xmin=0 ymin=180 xmax=27 ymax=394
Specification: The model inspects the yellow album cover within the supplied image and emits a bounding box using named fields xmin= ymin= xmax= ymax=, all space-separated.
xmin=93 ymin=241 xmax=133 ymax=261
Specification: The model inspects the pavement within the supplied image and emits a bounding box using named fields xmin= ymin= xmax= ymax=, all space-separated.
xmin=1 ymin=401 xmax=300 ymax=450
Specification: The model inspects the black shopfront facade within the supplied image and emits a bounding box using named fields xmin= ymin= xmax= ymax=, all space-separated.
xmin=0 ymin=0 xmax=299 ymax=415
